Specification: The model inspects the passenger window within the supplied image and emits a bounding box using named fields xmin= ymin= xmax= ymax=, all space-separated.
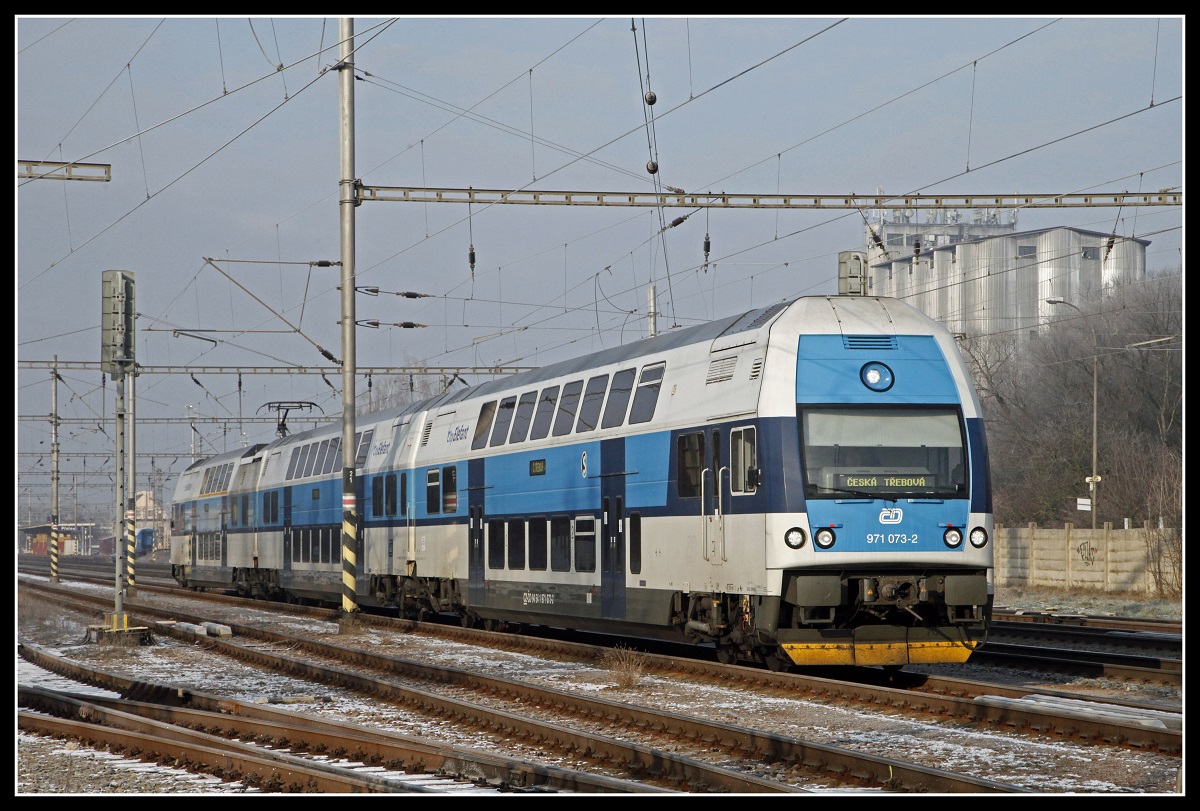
xmin=508 ymin=391 xmax=538 ymax=443
xmin=372 ymin=476 xmax=385 ymax=517
xmin=730 ymin=426 xmax=758 ymax=493
xmin=302 ymin=443 xmax=320 ymax=477
xmin=528 ymin=518 xmax=548 ymax=570
xmin=553 ymin=380 xmax=584 ymax=437
xmin=355 ymin=430 xmax=374 ymax=466
xmin=575 ymin=375 xmax=609 ymax=433
xmin=601 ymin=368 xmax=636 ymax=428
xmin=530 ymin=386 xmax=559 ymax=440
xmin=507 ymin=519 xmax=526 ymax=570
xmin=311 ymin=439 xmax=330 ymax=476
xmin=490 ymin=396 xmax=518 ymax=446
xmin=473 ymin=401 xmax=497 ymax=450
xmin=385 ymin=473 xmax=398 ymax=516
xmin=677 ymin=432 xmax=705 ymax=498
xmin=322 ymin=438 xmax=341 ymax=474
xmin=286 ymin=447 xmax=302 ymax=480
xmin=629 ymin=363 xmax=665 ymax=424
xmin=488 ymin=519 xmax=505 ymax=569
xmin=550 ymin=516 xmax=571 ymax=572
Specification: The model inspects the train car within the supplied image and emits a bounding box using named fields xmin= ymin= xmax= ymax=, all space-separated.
xmin=171 ymin=294 xmax=993 ymax=668
xmin=108 ymin=526 xmax=156 ymax=562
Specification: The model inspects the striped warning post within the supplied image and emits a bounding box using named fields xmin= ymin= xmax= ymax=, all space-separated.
xmin=341 ymin=479 xmax=359 ymax=614
xmin=124 ymin=510 xmax=137 ymax=592
xmin=49 ymin=523 xmax=59 ymax=582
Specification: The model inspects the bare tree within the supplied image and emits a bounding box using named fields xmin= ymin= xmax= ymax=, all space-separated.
xmin=962 ymin=269 xmax=1181 ymax=529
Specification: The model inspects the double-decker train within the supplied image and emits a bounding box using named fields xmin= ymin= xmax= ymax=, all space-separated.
xmin=170 ymin=293 xmax=993 ymax=669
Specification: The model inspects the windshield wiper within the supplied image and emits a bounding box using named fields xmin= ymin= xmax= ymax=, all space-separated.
xmin=809 ymin=485 xmax=897 ymax=503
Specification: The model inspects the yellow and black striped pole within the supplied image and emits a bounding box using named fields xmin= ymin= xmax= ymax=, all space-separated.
xmin=49 ymin=522 xmax=59 ymax=583
xmin=341 ymin=468 xmax=358 ymax=614
xmin=124 ymin=506 xmax=137 ymax=597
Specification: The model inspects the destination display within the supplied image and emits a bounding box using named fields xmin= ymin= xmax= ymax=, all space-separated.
xmin=841 ymin=473 xmax=931 ymax=490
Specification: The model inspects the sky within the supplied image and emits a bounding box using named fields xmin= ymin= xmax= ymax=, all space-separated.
xmin=15 ymin=16 xmax=1185 ymax=526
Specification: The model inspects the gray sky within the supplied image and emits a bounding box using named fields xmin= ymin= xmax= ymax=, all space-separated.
xmin=15 ymin=16 xmax=1184 ymax=522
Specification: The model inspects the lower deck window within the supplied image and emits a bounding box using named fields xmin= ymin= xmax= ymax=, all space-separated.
xmin=528 ymin=518 xmax=547 ymax=570
xmin=507 ymin=519 xmax=526 ymax=570
xmin=550 ymin=516 xmax=571 ymax=572
xmin=289 ymin=527 xmax=341 ymax=564
xmin=488 ymin=519 xmax=506 ymax=569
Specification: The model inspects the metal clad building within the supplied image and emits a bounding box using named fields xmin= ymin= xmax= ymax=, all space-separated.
xmin=864 ymin=213 xmax=1148 ymax=338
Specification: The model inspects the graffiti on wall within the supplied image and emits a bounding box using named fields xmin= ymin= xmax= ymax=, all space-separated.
xmin=1075 ymin=540 xmax=1098 ymax=567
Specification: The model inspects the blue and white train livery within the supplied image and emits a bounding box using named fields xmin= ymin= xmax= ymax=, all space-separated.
xmin=171 ymin=294 xmax=993 ymax=668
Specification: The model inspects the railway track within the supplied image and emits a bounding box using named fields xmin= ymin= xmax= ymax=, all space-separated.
xmin=993 ymin=608 xmax=1181 ymax=636
xmin=20 ymin=574 xmax=1182 ymax=761
xmin=19 ymin=579 xmax=1030 ymax=793
xmin=21 ymin=559 xmax=1184 ymax=692
xmin=19 ymin=686 xmax=507 ymax=793
xmin=18 ymin=652 xmax=656 ymax=794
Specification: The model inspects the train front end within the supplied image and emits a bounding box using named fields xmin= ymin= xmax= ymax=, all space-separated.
xmin=767 ymin=296 xmax=993 ymax=667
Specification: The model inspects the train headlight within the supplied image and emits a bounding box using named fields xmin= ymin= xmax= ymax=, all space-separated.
xmin=943 ymin=527 xmax=963 ymax=548
xmin=969 ymin=527 xmax=990 ymax=548
xmin=814 ymin=528 xmax=837 ymax=549
xmin=784 ymin=527 xmax=807 ymax=549
xmin=860 ymin=362 xmax=895 ymax=392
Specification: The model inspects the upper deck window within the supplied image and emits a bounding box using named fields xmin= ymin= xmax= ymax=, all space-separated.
xmin=490 ymin=396 xmax=518 ymax=446
xmin=473 ymin=401 xmax=498 ymax=450
xmin=553 ymin=380 xmax=584 ymax=437
xmin=601 ymin=368 xmax=636 ymax=429
xmin=529 ymin=386 xmax=559 ymax=440
xmin=575 ymin=375 xmax=609 ymax=433
xmin=629 ymin=363 xmax=665 ymax=424
xmin=508 ymin=391 xmax=538 ymax=443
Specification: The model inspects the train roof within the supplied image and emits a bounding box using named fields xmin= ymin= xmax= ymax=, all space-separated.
xmin=462 ymin=298 xmax=792 ymax=399
xmin=216 ymin=294 xmax=946 ymax=454
xmin=180 ymin=442 xmax=268 ymax=472
xmin=272 ymin=298 xmax=794 ymax=448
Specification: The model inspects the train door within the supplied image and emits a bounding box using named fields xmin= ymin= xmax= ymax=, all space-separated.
xmin=189 ymin=502 xmax=198 ymax=569
xmin=282 ymin=485 xmax=293 ymax=575
xmin=467 ymin=457 xmax=486 ymax=607
xmin=388 ymin=416 xmax=414 ymax=578
xmin=704 ymin=428 xmax=727 ymax=562
xmin=600 ymin=437 xmax=626 ymax=617
xmin=221 ymin=496 xmax=229 ymax=568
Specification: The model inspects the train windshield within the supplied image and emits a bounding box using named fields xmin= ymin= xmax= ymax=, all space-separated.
xmin=800 ymin=405 xmax=967 ymax=500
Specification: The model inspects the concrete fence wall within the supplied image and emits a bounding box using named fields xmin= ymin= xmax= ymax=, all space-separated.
xmin=994 ymin=521 xmax=1181 ymax=595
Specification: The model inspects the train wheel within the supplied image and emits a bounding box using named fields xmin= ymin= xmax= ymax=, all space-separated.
xmin=460 ymin=613 xmax=478 ymax=629
xmin=716 ymin=646 xmax=739 ymax=665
